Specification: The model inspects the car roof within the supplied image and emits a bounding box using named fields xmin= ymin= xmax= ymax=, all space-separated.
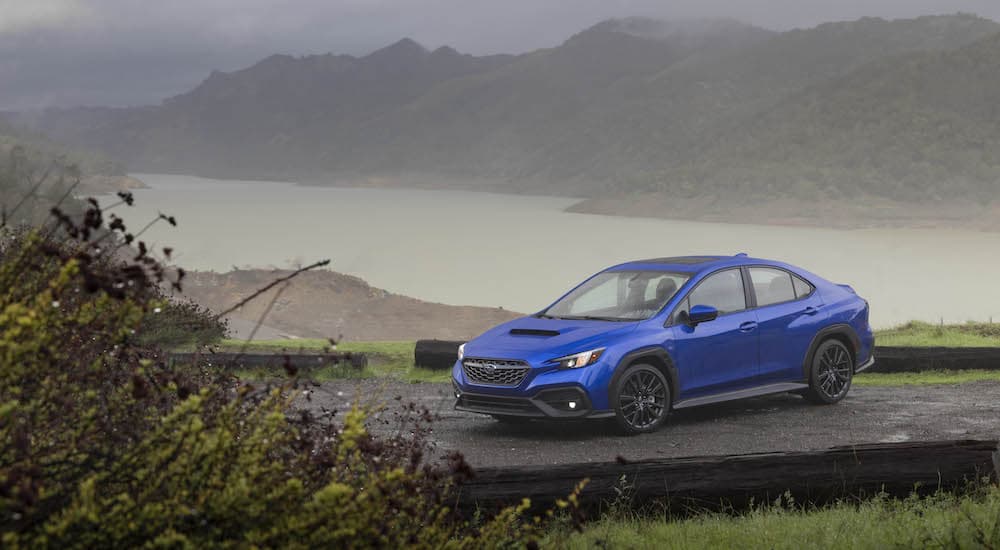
xmin=608 ymin=254 xmax=780 ymax=273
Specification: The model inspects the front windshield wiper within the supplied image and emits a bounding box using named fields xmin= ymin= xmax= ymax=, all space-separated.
xmin=556 ymin=315 xmax=636 ymax=322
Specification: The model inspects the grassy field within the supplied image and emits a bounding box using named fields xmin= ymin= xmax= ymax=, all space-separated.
xmin=202 ymin=321 xmax=1000 ymax=384
xmin=549 ymin=487 xmax=1000 ymax=549
xmin=214 ymin=338 xmax=452 ymax=383
xmin=854 ymin=369 xmax=1000 ymax=386
xmin=876 ymin=321 xmax=1000 ymax=347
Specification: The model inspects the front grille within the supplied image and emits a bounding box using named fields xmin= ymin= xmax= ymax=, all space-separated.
xmin=462 ymin=358 xmax=530 ymax=386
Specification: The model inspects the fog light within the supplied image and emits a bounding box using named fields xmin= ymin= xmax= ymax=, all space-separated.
xmin=455 ymin=391 xmax=462 ymax=398
xmin=568 ymin=401 xmax=577 ymax=410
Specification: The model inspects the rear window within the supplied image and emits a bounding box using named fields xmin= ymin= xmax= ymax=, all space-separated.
xmin=792 ymin=274 xmax=814 ymax=298
xmin=749 ymin=267 xmax=796 ymax=306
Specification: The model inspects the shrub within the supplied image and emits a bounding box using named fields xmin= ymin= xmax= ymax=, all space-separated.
xmin=136 ymin=297 xmax=229 ymax=348
xmin=0 ymin=188 xmax=537 ymax=547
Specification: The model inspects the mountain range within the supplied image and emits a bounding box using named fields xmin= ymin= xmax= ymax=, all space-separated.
xmin=6 ymin=14 xmax=1000 ymax=215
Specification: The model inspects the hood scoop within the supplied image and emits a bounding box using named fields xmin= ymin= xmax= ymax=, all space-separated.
xmin=509 ymin=328 xmax=561 ymax=337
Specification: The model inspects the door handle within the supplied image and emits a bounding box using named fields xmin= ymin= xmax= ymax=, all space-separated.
xmin=803 ymin=306 xmax=819 ymax=316
xmin=739 ymin=321 xmax=758 ymax=332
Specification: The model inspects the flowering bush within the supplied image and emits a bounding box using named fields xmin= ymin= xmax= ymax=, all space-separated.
xmin=0 ymin=193 xmax=536 ymax=547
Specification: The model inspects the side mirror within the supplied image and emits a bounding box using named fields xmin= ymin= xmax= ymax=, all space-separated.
xmin=688 ymin=304 xmax=719 ymax=325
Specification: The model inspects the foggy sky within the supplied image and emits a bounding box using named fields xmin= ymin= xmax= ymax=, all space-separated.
xmin=2 ymin=0 xmax=1000 ymax=110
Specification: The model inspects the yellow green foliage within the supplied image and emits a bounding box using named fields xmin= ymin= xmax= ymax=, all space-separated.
xmin=0 ymin=208 xmax=537 ymax=546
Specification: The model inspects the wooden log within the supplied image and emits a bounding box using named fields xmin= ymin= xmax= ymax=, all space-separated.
xmin=414 ymin=339 xmax=462 ymax=370
xmin=169 ymin=351 xmax=367 ymax=370
xmin=872 ymin=346 xmax=1000 ymax=373
xmin=458 ymin=440 xmax=999 ymax=515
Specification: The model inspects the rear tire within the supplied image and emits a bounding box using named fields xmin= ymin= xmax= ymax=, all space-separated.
xmin=612 ymin=363 xmax=671 ymax=435
xmin=804 ymin=339 xmax=854 ymax=404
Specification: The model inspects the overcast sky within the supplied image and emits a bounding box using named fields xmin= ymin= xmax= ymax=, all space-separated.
xmin=2 ymin=0 xmax=999 ymax=110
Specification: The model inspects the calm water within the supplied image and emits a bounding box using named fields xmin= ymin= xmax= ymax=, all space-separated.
xmin=126 ymin=173 xmax=1000 ymax=328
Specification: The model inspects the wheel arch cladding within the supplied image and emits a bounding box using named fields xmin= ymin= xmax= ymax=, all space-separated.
xmin=610 ymin=347 xmax=679 ymax=403
xmin=802 ymin=324 xmax=860 ymax=379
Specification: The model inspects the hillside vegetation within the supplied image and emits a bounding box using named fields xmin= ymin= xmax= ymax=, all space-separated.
xmin=876 ymin=321 xmax=1000 ymax=347
xmin=0 ymin=175 xmax=538 ymax=546
xmin=13 ymin=14 xmax=1000 ymax=211
xmin=0 ymin=117 xmax=143 ymax=206
xmin=665 ymin=31 xmax=1000 ymax=203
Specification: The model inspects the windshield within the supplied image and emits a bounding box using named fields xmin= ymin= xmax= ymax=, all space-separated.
xmin=542 ymin=270 xmax=690 ymax=321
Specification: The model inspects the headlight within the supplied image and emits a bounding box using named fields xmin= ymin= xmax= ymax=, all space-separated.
xmin=551 ymin=348 xmax=605 ymax=369
xmin=457 ymin=343 xmax=466 ymax=361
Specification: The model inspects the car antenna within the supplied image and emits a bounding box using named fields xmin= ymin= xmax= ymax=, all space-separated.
xmin=733 ymin=252 xmax=748 ymax=257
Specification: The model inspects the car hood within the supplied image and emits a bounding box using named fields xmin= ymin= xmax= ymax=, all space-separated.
xmin=463 ymin=316 xmax=640 ymax=363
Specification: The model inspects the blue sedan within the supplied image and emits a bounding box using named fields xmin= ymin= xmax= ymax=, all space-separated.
xmin=453 ymin=254 xmax=874 ymax=434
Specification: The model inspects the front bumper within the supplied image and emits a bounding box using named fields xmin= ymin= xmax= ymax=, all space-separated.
xmin=454 ymin=384 xmax=613 ymax=419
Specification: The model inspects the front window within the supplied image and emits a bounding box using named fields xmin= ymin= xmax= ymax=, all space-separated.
xmin=542 ymin=270 xmax=689 ymax=321
xmin=685 ymin=268 xmax=747 ymax=314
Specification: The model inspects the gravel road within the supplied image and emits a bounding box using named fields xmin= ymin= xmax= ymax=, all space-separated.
xmin=301 ymin=380 xmax=1000 ymax=468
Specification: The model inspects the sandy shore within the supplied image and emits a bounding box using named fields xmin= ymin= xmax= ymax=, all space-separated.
xmin=567 ymin=194 xmax=1000 ymax=231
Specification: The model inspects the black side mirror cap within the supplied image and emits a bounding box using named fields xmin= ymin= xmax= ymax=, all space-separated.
xmin=688 ymin=304 xmax=719 ymax=325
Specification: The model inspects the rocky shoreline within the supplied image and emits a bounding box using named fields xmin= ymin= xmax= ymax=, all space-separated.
xmin=567 ymin=194 xmax=1000 ymax=232
xmin=78 ymin=174 xmax=147 ymax=195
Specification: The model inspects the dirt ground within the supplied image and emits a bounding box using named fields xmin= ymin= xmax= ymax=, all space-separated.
xmin=301 ymin=380 xmax=1000 ymax=468
xmin=180 ymin=269 xmax=520 ymax=340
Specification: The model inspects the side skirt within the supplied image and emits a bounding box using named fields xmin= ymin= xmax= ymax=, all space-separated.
xmin=673 ymin=382 xmax=809 ymax=410
xmin=855 ymin=356 xmax=875 ymax=373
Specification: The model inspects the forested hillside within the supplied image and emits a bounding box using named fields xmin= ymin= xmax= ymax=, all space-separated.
xmin=13 ymin=14 xmax=1000 ymax=206
xmin=660 ymin=30 xmax=1000 ymax=202
xmin=0 ymin=116 xmax=143 ymax=216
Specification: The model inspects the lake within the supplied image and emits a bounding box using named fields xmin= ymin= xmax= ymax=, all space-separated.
xmin=126 ymin=173 xmax=1000 ymax=329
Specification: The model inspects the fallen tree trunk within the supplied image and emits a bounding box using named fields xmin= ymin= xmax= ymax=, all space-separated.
xmin=415 ymin=340 xmax=462 ymax=370
xmin=458 ymin=440 xmax=999 ymax=515
xmin=872 ymin=347 xmax=1000 ymax=372
xmin=169 ymin=351 xmax=368 ymax=370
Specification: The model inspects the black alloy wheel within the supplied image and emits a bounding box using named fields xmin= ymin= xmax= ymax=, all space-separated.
xmin=613 ymin=363 xmax=671 ymax=435
xmin=805 ymin=339 xmax=854 ymax=404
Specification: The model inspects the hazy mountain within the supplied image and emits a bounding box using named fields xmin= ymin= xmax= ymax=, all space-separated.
xmin=658 ymin=29 xmax=1000 ymax=202
xmin=14 ymin=14 xmax=1000 ymax=204
xmin=0 ymin=117 xmax=144 ymax=226
xmin=12 ymin=39 xmax=514 ymax=180
xmin=0 ymin=116 xmax=125 ymax=180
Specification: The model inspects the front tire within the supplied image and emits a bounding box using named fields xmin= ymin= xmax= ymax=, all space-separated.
xmin=804 ymin=339 xmax=854 ymax=404
xmin=612 ymin=363 xmax=671 ymax=435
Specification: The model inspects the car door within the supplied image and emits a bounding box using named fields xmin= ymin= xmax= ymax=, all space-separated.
xmin=668 ymin=268 xmax=758 ymax=398
xmin=747 ymin=267 xmax=828 ymax=384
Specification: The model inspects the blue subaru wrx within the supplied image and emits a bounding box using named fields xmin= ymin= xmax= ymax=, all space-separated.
xmin=453 ymin=255 xmax=874 ymax=434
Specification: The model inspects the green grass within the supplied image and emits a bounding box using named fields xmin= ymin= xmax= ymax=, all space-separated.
xmin=550 ymin=487 xmax=1000 ymax=549
xmin=855 ymin=369 xmax=1000 ymax=387
xmin=215 ymin=339 xmax=451 ymax=383
xmin=876 ymin=321 xmax=1000 ymax=348
xmin=205 ymin=320 xmax=1000 ymax=385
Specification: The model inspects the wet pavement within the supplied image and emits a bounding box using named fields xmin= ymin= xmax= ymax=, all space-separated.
xmin=301 ymin=380 xmax=1000 ymax=467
